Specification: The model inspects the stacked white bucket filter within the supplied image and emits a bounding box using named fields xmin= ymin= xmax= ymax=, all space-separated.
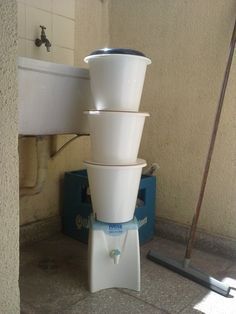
xmin=84 ymin=48 xmax=151 ymax=223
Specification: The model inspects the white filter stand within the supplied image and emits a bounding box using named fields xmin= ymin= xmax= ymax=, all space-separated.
xmin=89 ymin=216 xmax=140 ymax=293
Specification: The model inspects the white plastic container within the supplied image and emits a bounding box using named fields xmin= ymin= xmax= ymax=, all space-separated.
xmin=84 ymin=49 xmax=151 ymax=111
xmin=84 ymin=159 xmax=147 ymax=223
xmin=85 ymin=110 xmax=149 ymax=164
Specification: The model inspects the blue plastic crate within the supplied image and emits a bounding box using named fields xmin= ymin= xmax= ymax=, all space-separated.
xmin=62 ymin=169 xmax=156 ymax=245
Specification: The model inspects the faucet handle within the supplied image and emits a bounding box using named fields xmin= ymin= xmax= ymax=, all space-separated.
xmin=39 ymin=26 xmax=46 ymax=38
xmin=39 ymin=25 xmax=47 ymax=43
xmin=110 ymin=249 xmax=121 ymax=265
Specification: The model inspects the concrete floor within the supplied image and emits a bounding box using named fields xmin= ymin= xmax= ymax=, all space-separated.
xmin=20 ymin=234 xmax=236 ymax=314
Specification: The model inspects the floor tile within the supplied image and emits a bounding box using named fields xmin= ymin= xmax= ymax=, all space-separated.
xmin=180 ymin=277 xmax=236 ymax=314
xmin=20 ymin=233 xmax=236 ymax=314
xmin=64 ymin=289 xmax=165 ymax=314
xmin=20 ymin=235 xmax=89 ymax=312
xmin=121 ymin=257 xmax=207 ymax=313
xmin=138 ymin=237 xmax=235 ymax=313
xmin=20 ymin=233 xmax=88 ymax=267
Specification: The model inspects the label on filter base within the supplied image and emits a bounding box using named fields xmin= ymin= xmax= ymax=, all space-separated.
xmin=75 ymin=214 xmax=147 ymax=231
xmin=92 ymin=219 xmax=133 ymax=235
xmin=108 ymin=223 xmax=123 ymax=234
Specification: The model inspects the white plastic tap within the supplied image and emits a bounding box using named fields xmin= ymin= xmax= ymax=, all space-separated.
xmin=110 ymin=249 xmax=121 ymax=264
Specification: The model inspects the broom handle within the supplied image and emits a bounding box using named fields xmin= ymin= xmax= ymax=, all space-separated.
xmin=185 ymin=18 xmax=236 ymax=261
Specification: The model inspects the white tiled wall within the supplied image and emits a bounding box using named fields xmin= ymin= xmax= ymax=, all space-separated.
xmin=17 ymin=0 xmax=75 ymax=65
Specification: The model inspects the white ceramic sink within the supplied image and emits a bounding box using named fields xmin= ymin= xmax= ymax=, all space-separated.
xmin=18 ymin=57 xmax=94 ymax=135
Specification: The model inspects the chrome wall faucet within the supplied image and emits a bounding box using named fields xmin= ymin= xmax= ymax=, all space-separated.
xmin=35 ymin=25 xmax=51 ymax=52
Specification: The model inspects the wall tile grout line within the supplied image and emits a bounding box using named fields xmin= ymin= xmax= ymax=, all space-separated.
xmin=17 ymin=3 xmax=75 ymax=21
xmin=17 ymin=1 xmax=75 ymax=20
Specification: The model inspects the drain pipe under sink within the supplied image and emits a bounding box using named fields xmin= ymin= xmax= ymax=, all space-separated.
xmin=20 ymin=136 xmax=49 ymax=197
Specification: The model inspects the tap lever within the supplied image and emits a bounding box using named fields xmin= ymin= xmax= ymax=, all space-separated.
xmin=39 ymin=25 xmax=46 ymax=40
xmin=110 ymin=249 xmax=121 ymax=265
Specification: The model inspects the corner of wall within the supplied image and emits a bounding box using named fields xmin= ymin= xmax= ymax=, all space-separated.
xmin=0 ymin=0 xmax=20 ymax=311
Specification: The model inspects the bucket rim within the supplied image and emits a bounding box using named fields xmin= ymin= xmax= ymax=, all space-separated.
xmin=84 ymin=159 xmax=147 ymax=169
xmin=84 ymin=110 xmax=150 ymax=117
xmin=84 ymin=54 xmax=151 ymax=65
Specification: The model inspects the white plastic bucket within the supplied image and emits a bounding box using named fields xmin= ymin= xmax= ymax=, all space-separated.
xmin=84 ymin=54 xmax=151 ymax=111
xmin=85 ymin=110 xmax=149 ymax=164
xmin=84 ymin=159 xmax=147 ymax=223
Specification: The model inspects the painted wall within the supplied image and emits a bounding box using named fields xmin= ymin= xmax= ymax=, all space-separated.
xmin=74 ymin=0 xmax=109 ymax=67
xmin=18 ymin=0 xmax=109 ymax=225
xmin=0 ymin=0 xmax=20 ymax=311
xmin=109 ymin=0 xmax=236 ymax=239
xmin=17 ymin=0 xmax=75 ymax=64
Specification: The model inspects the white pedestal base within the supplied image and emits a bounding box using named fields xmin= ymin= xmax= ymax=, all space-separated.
xmin=89 ymin=217 xmax=140 ymax=293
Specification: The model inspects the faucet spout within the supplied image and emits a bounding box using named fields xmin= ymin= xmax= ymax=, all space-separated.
xmin=45 ymin=39 xmax=51 ymax=52
xmin=110 ymin=249 xmax=121 ymax=265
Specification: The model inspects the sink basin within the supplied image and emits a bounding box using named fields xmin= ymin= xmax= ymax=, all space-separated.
xmin=18 ymin=57 xmax=94 ymax=135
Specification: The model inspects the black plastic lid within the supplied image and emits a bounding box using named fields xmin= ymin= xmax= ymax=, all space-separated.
xmin=88 ymin=48 xmax=146 ymax=57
